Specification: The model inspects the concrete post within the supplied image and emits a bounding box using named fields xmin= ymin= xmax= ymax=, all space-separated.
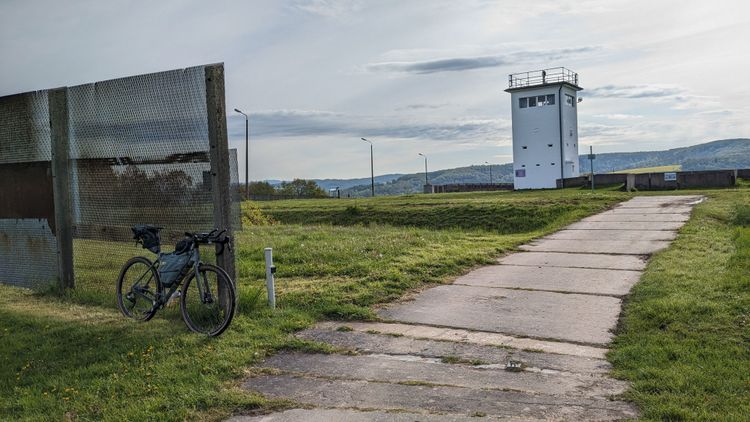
xmin=264 ymin=247 xmax=276 ymax=309
xmin=205 ymin=63 xmax=236 ymax=281
xmin=49 ymin=88 xmax=75 ymax=290
xmin=626 ymin=174 xmax=635 ymax=192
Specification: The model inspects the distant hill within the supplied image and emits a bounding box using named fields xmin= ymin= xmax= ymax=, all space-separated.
xmin=313 ymin=174 xmax=405 ymax=191
xmin=340 ymin=164 xmax=513 ymax=197
xmin=273 ymin=138 xmax=750 ymax=197
xmin=581 ymin=138 xmax=750 ymax=173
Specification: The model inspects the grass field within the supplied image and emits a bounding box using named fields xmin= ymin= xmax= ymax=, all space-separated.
xmin=1 ymin=185 xmax=748 ymax=420
xmin=613 ymin=165 xmax=682 ymax=174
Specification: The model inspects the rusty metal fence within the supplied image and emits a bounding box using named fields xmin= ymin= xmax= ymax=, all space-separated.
xmin=0 ymin=64 xmax=240 ymax=292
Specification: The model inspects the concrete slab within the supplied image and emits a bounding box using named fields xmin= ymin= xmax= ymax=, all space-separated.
xmin=520 ymin=239 xmax=672 ymax=255
xmin=243 ymin=375 xmax=639 ymax=420
xmin=546 ymin=229 xmax=676 ymax=241
xmin=259 ymin=352 xmax=628 ymax=397
xmin=582 ymin=213 xmax=689 ymax=222
xmin=615 ymin=196 xmax=702 ymax=208
xmin=378 ymin=285 xmax=622 ymax=345
xmin=611 ymin=206 xmax=693 ymax=214
xmin=297 ymin=327 xmax=612 ymax=374
xmin=455 ymin=265 xmax=640 ymax=296
xmin=228 ymin=409 xmax=539 ymax=422
xmin=565 ymin=220 xmax=684 ymax=231
xmin=498 ymin=252 xmax=647 ymax=271
xmin=316 ymin=321 xmax=607 ymax=358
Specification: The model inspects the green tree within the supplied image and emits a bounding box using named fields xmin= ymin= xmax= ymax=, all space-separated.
xmin=278 ymin=179 xmax=326 ymax=198
xmin=247 ymin=181 xmax=276 ymax=196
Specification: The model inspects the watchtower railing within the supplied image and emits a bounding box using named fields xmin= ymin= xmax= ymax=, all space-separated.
xmin=508 ymin=67 xmax=578 ymax=89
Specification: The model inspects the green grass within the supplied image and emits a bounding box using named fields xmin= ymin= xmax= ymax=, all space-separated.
xmin=1 ymin=186 xmax=746 ymax=420
xmin=613 ymin=165 xmax=682 ymax=174
xmin=609 ymin=189 xmax=750 ymax=420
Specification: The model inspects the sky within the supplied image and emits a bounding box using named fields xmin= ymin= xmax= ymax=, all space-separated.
xmin=1 ymin=0 xmax=749 ymax=180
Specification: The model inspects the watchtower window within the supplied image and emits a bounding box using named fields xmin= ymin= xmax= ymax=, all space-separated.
xmin=565 ymin=94 xmax=575 ymax=107
xmin=519 ymin=94 xmax=555 ymax=108
xmin=522 ymin=146 xmax=527 ymax=150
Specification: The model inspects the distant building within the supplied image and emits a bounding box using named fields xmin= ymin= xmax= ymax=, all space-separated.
xmin=505 ymin=68 xmax=582 ymax=189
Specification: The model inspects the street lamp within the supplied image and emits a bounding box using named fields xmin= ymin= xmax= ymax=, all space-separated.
xmin=485 ymin=161 xmax=493 ymax=184
xmin=234 ymin=108 xmax=249 ymax=199
xmin=418 ymin=153 xmax=428 ymax=185
xmin=361 ymin=138 xmax=375 ymax=197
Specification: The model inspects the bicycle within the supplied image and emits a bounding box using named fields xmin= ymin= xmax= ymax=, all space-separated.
xmin=116 ymin=225 xmax=236 ymax=337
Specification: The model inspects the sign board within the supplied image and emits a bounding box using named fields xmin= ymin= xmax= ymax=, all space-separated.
xmin=587 ymin=154 xmax=596 ymax=160
xmin=515 ymin=169 xmax=526 ymax=177
xmin=664 ymin=172 xmax=677 ymax=181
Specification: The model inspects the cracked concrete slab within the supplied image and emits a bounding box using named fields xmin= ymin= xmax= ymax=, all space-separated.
xmin=545 ymin=229 xmax=676 ymax=241
xmin=315 ymin=321 xmax=607 ymax=358
xmin=454 ymin=264 xmax=640 ymax=296
xmin=498 ymin=252 xmax=647 ymax=271
xmin=378 ymin=285 xmax=622 ymax=345
xmin=228 ymin=409 xmax=546 ymax=422
xmin=297 ymin=328 xmax=611 ymax=374
xmin=565 ymin=220 xmax=685 ymax=230
xmin=243 ymin=375 xmax=639 ymax=420
xmin=520 ymin=239 xmax=672 ymax=255
xmin=258 ymin=352 xmax=628 ymax=397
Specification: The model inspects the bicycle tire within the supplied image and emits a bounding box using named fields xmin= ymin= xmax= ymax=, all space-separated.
xmin=116 ymin=256 xmax=160 ymax=321
xmin=180 ymin=263 xmax=236 ymax=336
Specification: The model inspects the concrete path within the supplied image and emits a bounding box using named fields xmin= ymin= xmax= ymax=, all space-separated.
xmin=233 ymin=195 xmax=702 ymax=421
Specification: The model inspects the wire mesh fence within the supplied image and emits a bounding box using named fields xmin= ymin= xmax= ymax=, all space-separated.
xmin=0 ymin=64 xmax=240 ymax=297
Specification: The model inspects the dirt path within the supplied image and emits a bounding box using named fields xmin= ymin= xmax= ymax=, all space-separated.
xmin=231 ymin=195 xmax=702 ymax=421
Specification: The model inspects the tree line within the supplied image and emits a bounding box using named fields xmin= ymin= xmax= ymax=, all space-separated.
xmin=244 ymin=179 xmax=326 ymax=199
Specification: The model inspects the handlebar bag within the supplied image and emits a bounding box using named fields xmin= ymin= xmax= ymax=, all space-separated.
xmin=158 ymin=251 xmax=191 ymax=286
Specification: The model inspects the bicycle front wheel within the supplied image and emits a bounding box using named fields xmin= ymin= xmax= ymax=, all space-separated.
xmin=180 ymin=264 xmax=236 ymax=336
xmin=117 ymin=256 xmax=160 ymax=321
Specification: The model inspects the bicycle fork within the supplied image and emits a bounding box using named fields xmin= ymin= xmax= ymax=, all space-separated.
xmin=192 ymin=251 xmax=214 ymax=304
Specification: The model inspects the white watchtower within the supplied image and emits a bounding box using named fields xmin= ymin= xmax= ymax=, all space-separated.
xmin=505 ymin=67 xmax=582 ymax=189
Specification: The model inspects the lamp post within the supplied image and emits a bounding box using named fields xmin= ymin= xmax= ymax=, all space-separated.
xmin=485 ymin=161 xmax=493 ymax=184
xmin=361 ymin=138 xmax=375 ymax=197
xmin=234 ymin=108 xmax=249 ymax=198
xmin=418 ymin=153 xmax=428 ymax=185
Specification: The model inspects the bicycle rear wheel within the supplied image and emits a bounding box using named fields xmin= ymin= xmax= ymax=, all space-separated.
xmin=180 ymin=263 xmax=236 ymax=336
xmin=117 ymin=256 xmax=160 ymax=321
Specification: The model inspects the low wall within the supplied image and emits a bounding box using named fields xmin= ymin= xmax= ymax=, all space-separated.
xmin=632 ymin=170 xmax=736 ymax=190
xmin=431 ymin=183 xmax=514 ymax=193
xmin=558 ymin=169 xmax=746 ymax=190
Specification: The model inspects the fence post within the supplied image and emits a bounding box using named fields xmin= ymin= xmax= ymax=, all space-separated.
xmin=205 ymin=63 xmax=236 ymax=281
xmin=49 ymin=88 xmax=75 ymax=290
xmin=264 ymin=248 xmax=276 ymax=309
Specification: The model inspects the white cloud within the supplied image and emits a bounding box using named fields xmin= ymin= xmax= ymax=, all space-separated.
xmin=289 ymin=0 xmax=362 ymax=17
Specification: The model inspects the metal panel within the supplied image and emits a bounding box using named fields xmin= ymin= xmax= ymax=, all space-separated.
xmin=0 ymin=90 xmax=58 ymax=288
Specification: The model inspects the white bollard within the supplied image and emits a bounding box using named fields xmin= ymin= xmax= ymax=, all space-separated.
xmin=264 ymin=247 xmax=276 ymax=309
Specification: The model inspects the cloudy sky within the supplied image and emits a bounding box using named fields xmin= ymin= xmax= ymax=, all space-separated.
xmin=1 ymin=0 xmax=748 ymax=180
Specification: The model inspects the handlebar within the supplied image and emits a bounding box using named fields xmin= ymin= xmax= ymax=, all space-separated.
xmin=183 ymin=228 xmax=232 ymax=254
